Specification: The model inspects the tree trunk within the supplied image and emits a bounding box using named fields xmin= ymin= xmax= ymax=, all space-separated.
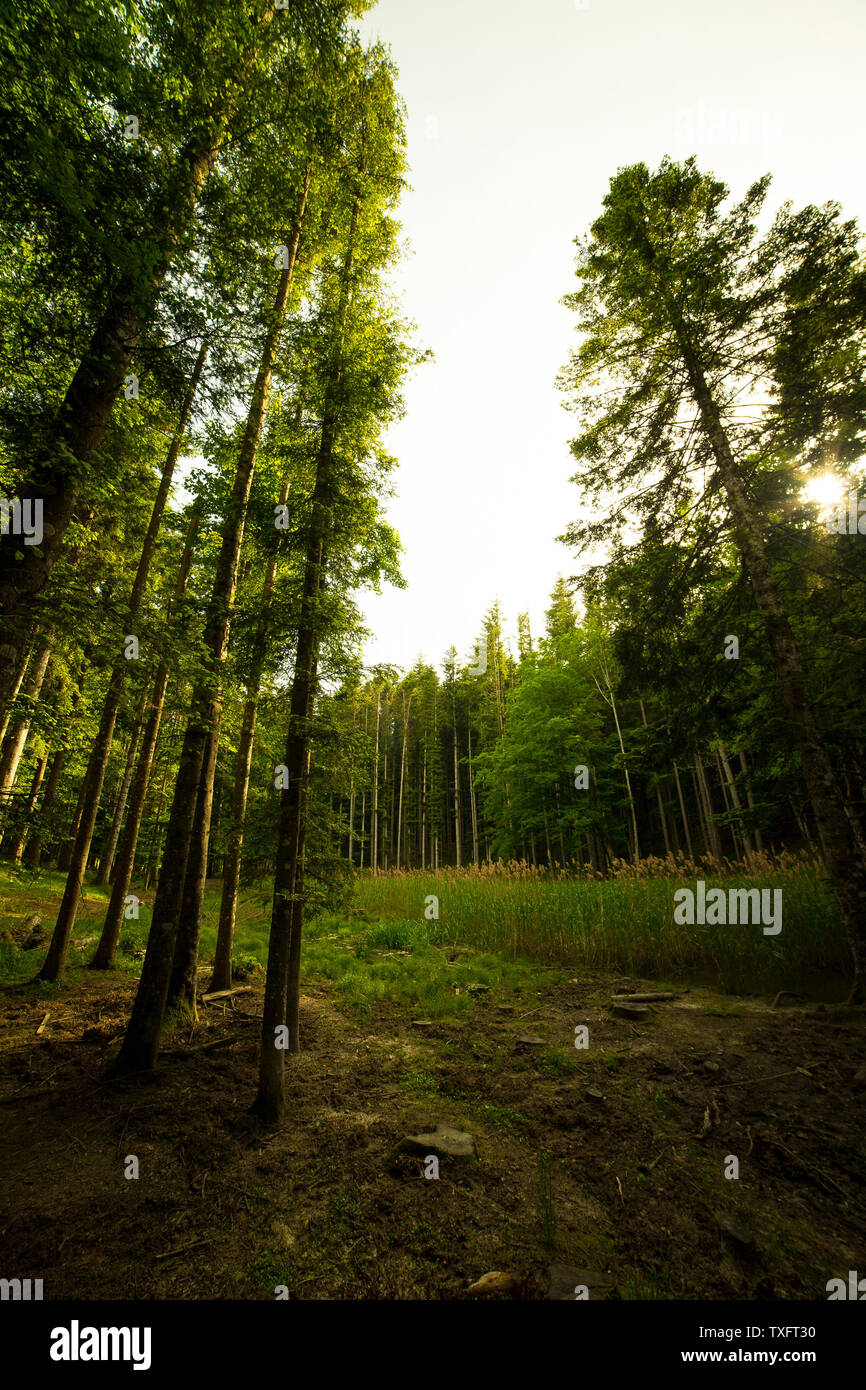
xmin=91 ymin=514 xmax=198 ymax=970
xmin=671 ymin=300 xmax=866 ymax=996
xmin=166 ymin=724 xmax=219 ymax=1019
xmin=254 ymin=182 xmax=360 ymax=1123
xmin=97 ymin=681 xmax=150 ymax=886
xmin=395 ymin=694 xmax=410 ymax=870
xmin=40 ymin=341 xmax=208 ymax=982
xmin=7 ymin=752 xmax=49 ymax=863
xmin=739 ymin=749 xmax=764 ymax=854
xmin=56 ymin=774 xmax=88 ymax=872
xmin=673 ymin=759 xmax=695 ymax=861
xmin=208 ymin=466 xmax=291 ymax=993
xmin=609 ymin=685 xmax=639 ymax=862
xmin=109 ymin=181 xmax=308 ymax=1073
xmin=90 ymin=668 xmax=170 ymax=968
xmin=718 ymin=738 xmax=754 ymax=867
xmin=468 ymin=715 xmax=479 ymax=866
xmin=0 ymin=639 xmax=52 ymax=809
xmin=639 ymin=699 xmax=672 ymax=856
xmin=0 ymin=14 xmax=274 ymax=706
xmin=371 ymin=690 xmax=380 ymax=876
xmin=451 ymin=679 xmax=462 ymax=868
xmin=0 ymin=634 xmax=34 ymax=747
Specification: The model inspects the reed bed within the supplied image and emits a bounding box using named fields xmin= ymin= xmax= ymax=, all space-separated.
xmin=350 ymin=851 xmax=847 ymax=996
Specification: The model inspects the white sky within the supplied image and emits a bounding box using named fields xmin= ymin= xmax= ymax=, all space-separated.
xmin=354 ymin=0 xmax=866 ymax=673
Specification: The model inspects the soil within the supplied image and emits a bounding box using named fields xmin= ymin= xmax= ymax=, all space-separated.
xmin=1 ymin=969 xmax=864 ymax=1300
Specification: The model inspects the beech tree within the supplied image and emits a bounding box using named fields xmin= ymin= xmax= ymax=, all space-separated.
xmin=253 ymin=43 xmax=417 ymax=1121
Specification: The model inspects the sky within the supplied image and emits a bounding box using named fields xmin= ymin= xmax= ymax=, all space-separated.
xmin=351 ymin=0 xmax=866 ymax=673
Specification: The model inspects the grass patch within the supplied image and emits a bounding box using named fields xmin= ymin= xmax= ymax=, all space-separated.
xmin=350 ymin=858 xmax=845 ymax=997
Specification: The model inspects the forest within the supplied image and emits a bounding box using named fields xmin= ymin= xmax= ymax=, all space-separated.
xmin=1 ymin=0 xmax=864 ymax=1325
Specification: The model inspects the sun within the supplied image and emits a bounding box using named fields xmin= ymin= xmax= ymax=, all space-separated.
xmin=801 ymin=472 xmax=847 ymax=515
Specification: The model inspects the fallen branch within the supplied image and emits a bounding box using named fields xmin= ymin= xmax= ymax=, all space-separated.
xmin=0 ymin=1070 xmax=61 ymax=1104
xmin=758 ymin=1134 xmax=866 ymax=1215
xmin=611 ymin=992 xmax=679 ymax=1003
xmin=155 ymin=1239 xmax=212 ymax=1262
xmin=717 ymin=1066 xmax=815 ymax=1089
xmin=200 ymin=986 xmax=253 ymax=1004
xmin=165 ymin=1036 xmax=242 ymax=1056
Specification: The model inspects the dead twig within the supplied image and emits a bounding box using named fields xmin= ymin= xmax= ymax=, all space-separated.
xmin=759 ymin=1134 xmax=865 ymax=1213
xmin=155 ymin=1238 xmax=212 ymax=1262
xmin=717 ymin=1066 xmax=815 ymax=1089
xmin=201 ymin=986 xmax=252 ymax=1004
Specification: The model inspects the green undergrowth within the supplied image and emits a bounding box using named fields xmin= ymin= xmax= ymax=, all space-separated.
xmin=350 ymin=869 xmax=847 ymax=997
xmin=0 ymin=858 xmax=852 ymax=1003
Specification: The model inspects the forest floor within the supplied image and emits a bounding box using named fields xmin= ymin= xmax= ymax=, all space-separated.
xmin=1 ymin=907 xmax=865 ymax=1300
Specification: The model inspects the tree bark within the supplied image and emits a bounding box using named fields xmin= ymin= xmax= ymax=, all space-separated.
xmin=718 ymin=738 xmax=754 ymax=866
xmin=0 ymin=634 xmax=34 ymax=747
xmin=371 ymin=690 xmax=380 ymax=876
xmin=254 ymin=182 xmax=360 ymax=1123
xmin=109 ymin=180 xmax=308 ymax=1074
xmin=0 ymin=639 xmax=52 ymax=809
xmin=166 ymin=724 xmax=219 ymax=1018
xmin=40 ymin=341 xmax=208 ymax=981
xmin=97 ymin=681 xmax=150 ymax=886
xmin=6 ymin=752 xmax=48 ymax=863
xmin=208 ymin=464 xmax=294 ymax=993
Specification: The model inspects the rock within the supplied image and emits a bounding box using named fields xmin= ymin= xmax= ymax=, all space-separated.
xmin=716 ymin=1212 xmax=755 ymax=1254
xmin=494 ymin=1004 xmax=514 ymax=1014
xmin=395 ymin=1124 xmax=476 ymax=1161
xmin=852 ymin=1065 xmax=866 ymax=1089
xmin=467 ymin=983 xmax=490 ymax=995
xmin=467 ymin=1271 xmax=521 ymax=1297
xmin=19 ymin=914 xmax=45 ymax=950
xmin=650 ymin=1058 xmax=676 ymax=1075
xmin=702 ymin=1060 xmax=721 ymax=1074
xmin=772 ymin=990 xmax=803 ymax=1008
xmin=516 ymin=1034 xmax=546 ymax=1046
xmin=411 ymin=1020 xmax=436 ymax=1028
xmin=271 ymin=1219 xmax=296 ymax=1251
xmin=548 ymin=1263 xmax=615 ymax=1300
xmin=611 ymin=1002 xmax=649 ymax=1020
xmin=585 ymin=1088 xmax=605 ymax=1102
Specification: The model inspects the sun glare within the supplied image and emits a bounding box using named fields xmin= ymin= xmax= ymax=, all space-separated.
xmin=801 ymin=472 xmax=847 ymax=514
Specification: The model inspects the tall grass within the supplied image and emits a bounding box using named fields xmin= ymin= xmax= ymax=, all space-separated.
xmin=351 ymin=852 xmax=848 ymax=996
xmin=0 ymin=851 xmax=851 ymax=1001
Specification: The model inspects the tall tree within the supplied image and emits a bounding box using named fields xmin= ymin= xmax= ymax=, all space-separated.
xmin=558 ymin=157 xmax=866 ymax=997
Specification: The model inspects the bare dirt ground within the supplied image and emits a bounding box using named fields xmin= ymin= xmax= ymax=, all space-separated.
xmin=1 ymin=969 xmax=864 ymax=1300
